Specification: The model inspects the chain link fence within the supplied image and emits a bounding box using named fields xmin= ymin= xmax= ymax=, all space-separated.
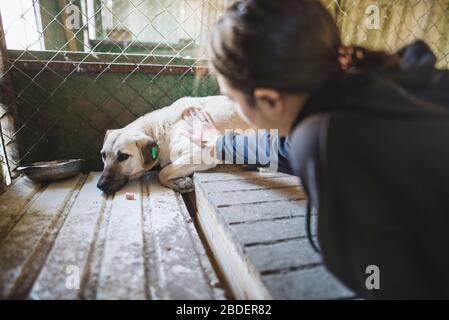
xmin=0 ymin=0 xmax=448 ymax=189
xmin=323 ymin=0 xmax=449 ymax=68
xmin=0 ymin=0 xmax=229 ymax=189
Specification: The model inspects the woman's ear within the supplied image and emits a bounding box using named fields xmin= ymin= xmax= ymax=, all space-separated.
xmin=254 ymin=88 xmax=284 ymax=114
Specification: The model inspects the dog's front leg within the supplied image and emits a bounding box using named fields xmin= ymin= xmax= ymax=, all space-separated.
xmin=159 ymin=157 xmax=216 ymax=193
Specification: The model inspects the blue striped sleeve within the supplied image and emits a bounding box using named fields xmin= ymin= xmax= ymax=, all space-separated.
xmin=215 ymin=130 xmax=291 ymax=173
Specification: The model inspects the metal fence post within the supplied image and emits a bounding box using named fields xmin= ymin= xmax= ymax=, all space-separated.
xmin=0 ymin=8 xmax=21 ymax=186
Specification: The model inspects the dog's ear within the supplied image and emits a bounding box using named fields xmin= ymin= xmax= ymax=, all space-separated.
xmin=103 ymin=129 xmax=119 ymax=147
xmin=134 ymin=135 xmax=159 ymax=169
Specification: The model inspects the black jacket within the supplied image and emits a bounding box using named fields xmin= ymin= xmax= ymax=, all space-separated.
xmin=288 ymin=41 xmax=449 ymax=299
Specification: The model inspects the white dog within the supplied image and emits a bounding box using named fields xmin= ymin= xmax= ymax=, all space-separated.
xmin=97 ymin=96 xmax=252 ymax=193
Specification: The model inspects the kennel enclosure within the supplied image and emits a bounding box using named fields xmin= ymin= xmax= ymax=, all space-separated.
xmin=0 ymin=0 xmax=448 ymax=299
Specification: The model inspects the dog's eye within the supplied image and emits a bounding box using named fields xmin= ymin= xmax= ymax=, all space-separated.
xmin=117 ymin=153 xmax=130 ymax=162
xmin=101 ymin=152 xmax=106 ymax=159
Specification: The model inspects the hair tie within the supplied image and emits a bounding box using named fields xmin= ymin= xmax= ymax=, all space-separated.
xmin=338 ymin=45 xmax=365 ymax=71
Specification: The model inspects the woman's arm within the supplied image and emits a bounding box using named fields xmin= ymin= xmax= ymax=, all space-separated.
xmin=216 ymin=130 xmax=291 ymax=173
xmin=182 ymin=108 xmax=291 ymax=173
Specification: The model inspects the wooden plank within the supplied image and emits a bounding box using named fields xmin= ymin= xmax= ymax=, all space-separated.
xmin=0 ymin=176 xmax=43 ymax=241
xmin=263 ymin=266 xmax=354 ymax=300
xmin=209 ymin=187 xmax=304 ymax=207
xmin=175 ymin=191 xmax=227 ymax=300
xmin=200 ymin=176 xmax=300 ymax=193
xmin=229 ymin=216 xmax=317 ymax=246
xmin=208 ymin=165 xmax=251 ymax=173
xmin=0 ymin=175 xmax=83 ymax=298
xmin=143 ymin=173 xmax=225 ymax=300
xmin=194 ymin=171 xmax=291 ymax=183
xmin=195 ymin=182 xmax=272 ymax=299
xmin=245 ymin=238 xmax=321 ymax=274
xmin=29 ymin=173 xmax=106 ymax=299
xmin=219 ymin=200 xmax=306 ymax=224
xmin=80 ymin=191 xmax=114 ymax=300
xmin=96 ymin=179 xmax=146 ymax=300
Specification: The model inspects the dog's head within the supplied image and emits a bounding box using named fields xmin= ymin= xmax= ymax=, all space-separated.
xmin=97 ymin=128 xmax=160 ymax=194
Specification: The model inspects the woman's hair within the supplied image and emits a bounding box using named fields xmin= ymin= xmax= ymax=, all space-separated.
xmin=209 ymin=0 xmax=400 ymax=100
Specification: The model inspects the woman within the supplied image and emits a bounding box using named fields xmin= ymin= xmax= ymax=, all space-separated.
xmin=183 ymin=0 xmax=449 ymax=299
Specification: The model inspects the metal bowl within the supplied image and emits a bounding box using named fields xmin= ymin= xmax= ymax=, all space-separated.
xmin=16 ymin=159 xmax=84 ymax=182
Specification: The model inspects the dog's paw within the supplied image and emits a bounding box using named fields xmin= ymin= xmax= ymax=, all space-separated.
xmin=172 ymin=177 xmax=195 ymax=193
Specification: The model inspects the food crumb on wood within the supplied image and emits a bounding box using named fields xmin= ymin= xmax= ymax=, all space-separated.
xmin=126 ymin=192 xmax=135 ymax=200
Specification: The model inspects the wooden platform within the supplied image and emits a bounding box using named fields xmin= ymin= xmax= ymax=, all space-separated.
xmin=0 ymin=172 xmax=224 ymax=299
xmin=193 ymin=170 xmax=354 ymax=299
xmin=0 ymin=168 xmax=354 ymax=300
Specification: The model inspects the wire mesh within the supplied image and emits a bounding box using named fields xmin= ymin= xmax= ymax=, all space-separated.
xmin=0 ymin=0 xmax=448 ymax=189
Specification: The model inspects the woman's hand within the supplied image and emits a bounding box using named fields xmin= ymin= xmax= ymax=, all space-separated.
xmin=181 ymin=107 xmax=222 ymax=148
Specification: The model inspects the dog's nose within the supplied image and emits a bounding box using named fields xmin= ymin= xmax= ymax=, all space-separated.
xmin=97 ymin=178 xmax=108 ymax=192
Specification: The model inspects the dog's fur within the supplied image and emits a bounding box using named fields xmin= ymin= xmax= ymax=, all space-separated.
xmin=98 ymin=96 xmax=252 ymax=193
